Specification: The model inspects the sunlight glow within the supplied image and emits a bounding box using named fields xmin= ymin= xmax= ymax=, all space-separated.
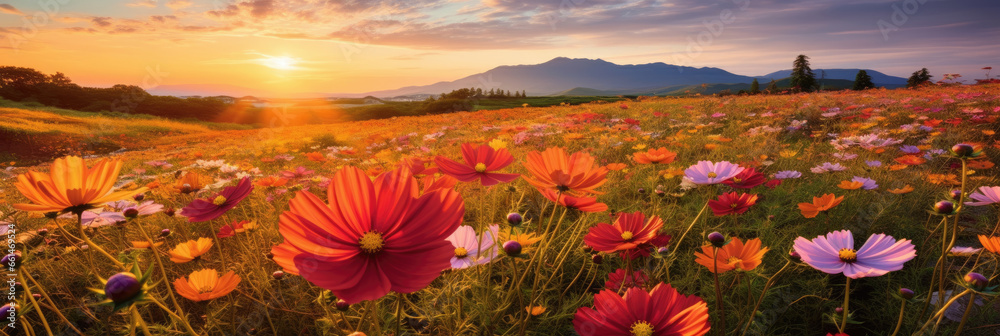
xmin=260 ymin=56 xmax=299 ymax=70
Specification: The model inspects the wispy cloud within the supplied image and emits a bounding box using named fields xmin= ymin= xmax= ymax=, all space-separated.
xmin=0 ymin=4 xmax=23 ymax=15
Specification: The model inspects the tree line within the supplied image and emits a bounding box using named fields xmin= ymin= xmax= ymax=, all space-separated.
xmin=0 ymin=66 xmax=227 ymax=121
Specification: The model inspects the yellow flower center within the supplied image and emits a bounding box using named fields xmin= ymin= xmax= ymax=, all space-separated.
xmin=733 ymin=177 xmax=742 ymax=183
xmin=630 ymin=320 xmax=654 ymax=336
xmin=454 ymin=247 xmax=469 ymax=258
xmin=838 ymin=248 xmax=857 ymax=263
xmin=727 ymin=256 xmax=743 ymax=265
xmin=621 ymin=231 xmax=634 ymax=240
xmin=359 ymin=232 xmax=385 ymax=253
xmin=212 ymin=195 xmax=227 ymax=206
xmin=196 ymin=284 xmax=215 ymax=293
xmin=730 ymin=203 xmax=738 ymax=208
xmin=707 ymin=172 xmax=718 ymax=178
xmin=474 ymin=163 xmax=487 ymax=173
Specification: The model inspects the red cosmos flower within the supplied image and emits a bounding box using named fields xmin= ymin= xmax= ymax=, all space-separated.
xmin=721 ymin=167 xmax=766 ymax=189
xmin=605 ymin=269 xmax=648 ymax=293
xmin=894 ymin=155 xmax=927 ymax=166
xmin=540 ymin=188 xmax=607 ymax=213
xmin=217 ymin=220 xmax=255 ymax=238
xmin=270 ymin=167 xmax=462 ymax=304
xmin=619 ymin=234 xmax=671 ymax=260
xmin=573 ymin=283 xmax=710 ymax=336
xmin=420 ymin=175 xmax=458 ymax=194
xmin=180 ymin=177 xmax=253 ymax=222
xmin=435 ymin=143 xmax=519 ymax=186
xmin=398 ymin=157 xmax=439 ymax=177
xmin=765 ymin=179 xmax=782 ymax=189
xmin=708 ymin=192 xmax=758 ymax=216
xmin=584 ymin=212 xmax=663 ymax=254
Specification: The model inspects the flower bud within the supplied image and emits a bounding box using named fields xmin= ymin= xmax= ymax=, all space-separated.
xmin=581 ymin=245 xmax=593 ymax=254
xmin=503 ymin=241 xmax=522 ymax=256
xmin=133 ymin=194 xmax=145 ymax=201
xmin=123 ymin=208 xmax=139 ymax=218
xmin=834 ymin=307 xmax=843 ymax=314
xmin=1 ymin=251 xmax=20 ymax=269
xmin=164 ymin=207 xmax=176 ymax=217
xmin=506 ymin=213 xmax=523 ymax=227
xmin=159 ymin=229 xmax=171 ymax=237
xmin=591 ymin=254 xmax=603 ymax=264
xmin=105 ymin=272 xmax=142 ymax=304
xmin=32 ymin=294 xmax=40 ymax=299
xmin=637 ymin=188 xmax=646 ymax=194
xmin=948 ymin=189 xmax=962 ymax=200
xmin=36 ymin=228 xmax=49 ymax=236
xmin=708 ymin=232 xmax=726 ymax=247
xmin=336 ymin=299 xmax=351 ymax=311
xmin=933 ymin=201 xmax=955 ymax=215
xmin=950 ymin=143 xmax=976 ymax=157
xmin=656 ymin=246 xmax=670 ymax=255
xmin=272 ymin=270 xmax=284 ymax=280
xmin=44 ymin=212 xmax=59 ymax=219
xmin=899 ymin=288 xmax=914 ymax=300
xmin=964 ymin=272 xmax=988 ymax=290
xmin=789 ymin=250 xmax=801 ymax=262
xmin=80 ymin=244 xmax=89 ymax=251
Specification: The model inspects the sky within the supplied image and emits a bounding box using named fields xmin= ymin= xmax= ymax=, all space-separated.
xmin=0 ymin=0 xmax=997 ymax=96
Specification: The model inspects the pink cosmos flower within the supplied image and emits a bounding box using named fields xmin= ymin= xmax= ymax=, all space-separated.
xmin=793 ymin=230 xmax=915 ymax=279
xmin=965 ymin=186 xmax=1000 ymax=206
xmin=446 ymin=225 xmax=499 ymax=269
xmin=683 ymin=161 xmax=745 ymax=184
xmin=180 ymin=177 xmax=253 ymax=222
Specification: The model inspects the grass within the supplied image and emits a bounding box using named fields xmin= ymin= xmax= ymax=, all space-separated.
xmin=3 ymin=84 xmax=1000 ymax=335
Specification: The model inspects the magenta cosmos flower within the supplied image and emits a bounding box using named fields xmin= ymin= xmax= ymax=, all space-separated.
xmin=573 ymin=283 xmax=710 ymax=336
xmin=793 ymin=230 xmax=915 ymax=279
xmin=180 ymin=177 xmax=253 ymax=222
xmin=966 ymin=186 xmax=1000 ymax=206
xmin=684 ymin=161 xmax=745 ymax=184
xmin=445 ymin=224 xmax=499 ymax=269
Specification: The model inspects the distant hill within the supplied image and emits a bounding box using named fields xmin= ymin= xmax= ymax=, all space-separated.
xmin=554 ymin=78 xmax=868 ymax=96
xmin=756 ymin=69 xmax=906 ymax=86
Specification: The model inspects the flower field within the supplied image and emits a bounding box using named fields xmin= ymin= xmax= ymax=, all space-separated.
xmin=3 ymin=84 xmax=1000 ymax=336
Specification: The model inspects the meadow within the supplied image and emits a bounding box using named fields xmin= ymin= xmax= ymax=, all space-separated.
xmin=2 ymin=84 xmax=999 ymax=336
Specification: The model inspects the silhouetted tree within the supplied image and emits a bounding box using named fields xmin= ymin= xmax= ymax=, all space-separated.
xmin=765 ymin=79 xmax=778 ymax=94
xmin=790 ymin=55 xmax=817 ymax=92
xmin=906 ymin=68 xmax=932 ymax=88
xmin=853 ymin=70 xmax=876 ymax=90
xmin=749 ymin=79 xmax=760 ymax=94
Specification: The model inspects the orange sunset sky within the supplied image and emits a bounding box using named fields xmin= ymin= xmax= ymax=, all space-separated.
xmin=1 ymin=0 xmax=997 ymax=96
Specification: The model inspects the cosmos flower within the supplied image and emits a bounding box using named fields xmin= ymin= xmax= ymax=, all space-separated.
xmin=173 ymin=171 xmax=205 ymax=194
xmin=255 ymin=176 xmax=289 ymax=187
xmin=305 ymin=152 xmax=327 ymax=162
xmin=540 ymin=188 xmax=608 ymax=213
xmin=978 ymin=235 xmax=1000 ymax=254
xmin=173 ymin=269 xmax=240 ymax=302
xmin=721 ymin=167 xmax=766 ymax=189
xmin=633 ymin=147 xmax=678 ymax=164
xmin=694 ymin=237 xmax=769 ymax=273
xmin=280 ymin=166 xmax=315 ymax=179
xmin=948 ymin=246 xmax=981 ymax=257
xmin=851 ymin=176 xmax=878 ymax=190
xmin=270 ymin=166 xmax=463 ymax=304
xmin=708 ymin=192 xmax=758 ymax=216
xmin=899 ymin=145 xmax=922 ymax=154
xmin=833 ymin=152 xmax=857 ymax=161
xmin=965 ymin=186 xmax=1000 ymax=206
xmin=13 ymin=156 xmax=146 ymax=214
xmin=169 ymin=238 xmax=214 ymax=263
xmin=683 ymin=161 xmax=745 ymax=185
xmin=894 ymin=155 xmax=927 ymax=166
xmin=398 ymin=157 xmax=439 ymax=177
xmin=118 ymin=201 xmax=164 ymax=217
xmin=866 ymin=160 xmax=883 ymax=168
xmin=792 ymin=230 xmax=915 ymax=278
xmin=446 ymin=225 xmax=499 ymax=269
xmin=798 ymin=194 xmax=844 ymax=218
xmin=573 ymin=283 xmax=710 ymax=336
xmin=421 ymin=175 xmax=458 ymax=194
xmin=217 ymin=220 xmax=257 ymax=238
xmin=522 ymin=147 xmax=608 ymax=196
xmin=773 ymin=170 xmax=802 ymax=179
xmin=584 ymin=212 xmax=664 ymax=254
xmin=435 ymin=143 xmax=520 ymax=186
xmin=604 ymin=269 xmax=649 ymax=293
xmin=887 ymin=185 xmax=915 ymax=194
xmin=180 ymin=177 xmax=254 ymax=222
xmin=810 ymin=162 xmax=847 ymax=174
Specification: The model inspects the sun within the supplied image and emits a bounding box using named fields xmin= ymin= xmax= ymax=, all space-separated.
xmin=261 ymin=56 xmax=299 ymax=70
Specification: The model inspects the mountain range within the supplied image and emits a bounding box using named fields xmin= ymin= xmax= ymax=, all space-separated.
xmin=149 ymin=57 xmax=908 ymax=98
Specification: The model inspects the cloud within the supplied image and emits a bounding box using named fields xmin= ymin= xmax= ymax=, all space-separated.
xmin=91 ymin=17 xmax=114 ymax=28
xmin=166 ymin=0 xmax=193 ymax=10
xmin=125 ymin=0 xmax=158 ymax=8
xmin=0 ymin=4 xmax=22 ymax=15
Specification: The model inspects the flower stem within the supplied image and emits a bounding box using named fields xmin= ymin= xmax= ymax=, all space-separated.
xmin=395 ymin=293 xmax=404 ymax=336
xmin=915 ymin=289 xmax=970 ymax=334
xmin=22 ymin=269 xmax=85 ymax=335
xmin=839 ymin=277 xmax=851 ymax=333
xmin=672 ymin=200 xmax=710 ymax=255
xmin=136 ymin=219 xmax=200 ymax=336
xmin=954 ymin=293 xmax=976 ymax=336
xmin=889 ymin=300 xmax=906 ymax=336
xmin=19 ymin=273 xmax=54 ymax=336
xmin=76 ymin=212 xmax=126 ymax=269
xmin=712 ymin=246 xmax=726 ymax=335
xmin=741 ymin=261 xmax=791 ymax=336
xmin=133 ymin=307 xmax=153 ymax=336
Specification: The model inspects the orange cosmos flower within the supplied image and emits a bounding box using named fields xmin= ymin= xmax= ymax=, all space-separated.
xmin=604 ymin=163 xmax=627 ymax=171
xmin=694 ymin=237 xmax=769 ymax=273
xmin=13 ymin=156 xmax=146 ymax=214
xmin=255 ymin=176 xmax=289 ymax=187
xmin=837 ymin=180 xmax=863 ymax=190
xmin=894 ymin=155 xmax=927 ymax=166
xmin=632 ymin=147 xmax=677 ymax=164
xmin=979 ymin=235 xmax=1000 ymax=254
xmin=131 ymin=241 xmax=163 ymax=249
xmin=798 ymin=194 xmax=845 ymax=218
xmin=173 ymin=269 xmax=240 ymax=302
xmin=169 ymin=238 xmax=213 ymax=263
xmin=522 ymin=147 xmax=608 ymax=196
xmin=887 ymin=185 xmax=915 ymax=194
xmin=173 ymin=172 xmax=204 ymax=194
xmin=968 ymin=160 xmax=994 ymax=170
xmin=305 ymin=152 xmax=327 ymax=162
